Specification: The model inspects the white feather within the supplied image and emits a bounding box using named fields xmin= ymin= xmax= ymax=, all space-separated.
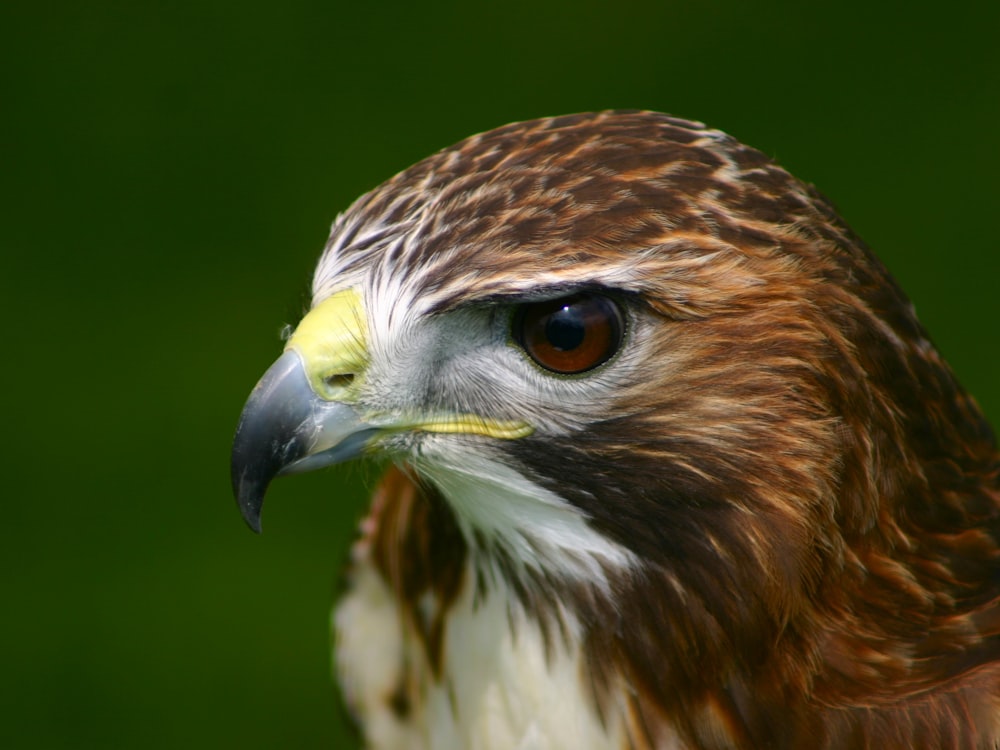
xmin=418 ymin=448 xmax=635 ymax=585
xmin=335 ymin=554 xmax=687 ymax=750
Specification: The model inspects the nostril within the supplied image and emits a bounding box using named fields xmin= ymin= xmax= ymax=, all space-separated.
xmin=325 ymin=373 xmax=355 ymax=389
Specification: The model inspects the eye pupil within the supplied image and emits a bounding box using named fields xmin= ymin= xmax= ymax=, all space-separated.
xmin=513 ymin=293 xmax=625 ymax=375
xmin=545 ymin=309 xmax=586 ymax=351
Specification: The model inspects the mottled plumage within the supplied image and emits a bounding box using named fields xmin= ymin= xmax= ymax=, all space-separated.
xmin=232 ymin=111 xmax=1000 ymax=749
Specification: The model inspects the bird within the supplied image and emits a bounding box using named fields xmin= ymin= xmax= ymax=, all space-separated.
xmin=231 ymin=111 xmax=1000 ymax=749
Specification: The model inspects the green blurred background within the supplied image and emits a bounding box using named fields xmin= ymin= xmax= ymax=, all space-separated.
xmin=2 ymin=1 xmax=997 ymax=747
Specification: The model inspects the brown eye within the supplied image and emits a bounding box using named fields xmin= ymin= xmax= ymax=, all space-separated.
xmin=513 ymin=293 xmax=625 ymax=374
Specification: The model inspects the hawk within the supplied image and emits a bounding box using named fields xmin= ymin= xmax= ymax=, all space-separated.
xmin=231 ymin=111 xmax=1000 ymax=749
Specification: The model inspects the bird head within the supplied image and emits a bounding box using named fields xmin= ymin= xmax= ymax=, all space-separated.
xmin=231 ymin=112 xmax=998 ymax=694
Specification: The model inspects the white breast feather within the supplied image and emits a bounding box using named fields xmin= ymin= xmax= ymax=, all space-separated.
xmin=332 ymin=458 xmax=690 ymax=750
xmin=335 ymin=560 xmax=649 ymax=750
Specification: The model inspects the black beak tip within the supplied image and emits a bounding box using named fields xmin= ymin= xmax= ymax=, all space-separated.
xmin=237 ymin=493 xmax=264 ymax=534
xmin=234 ymin=476 xmax=265 ymax=534
xmin=241 ymin=505 xmax=263 ymax=535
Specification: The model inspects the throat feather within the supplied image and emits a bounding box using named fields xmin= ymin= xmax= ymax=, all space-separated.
xmin=413 ymin=449 xmax=636 ymax=587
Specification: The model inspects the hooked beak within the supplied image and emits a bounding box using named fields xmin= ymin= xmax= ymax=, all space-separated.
xmin=231 ymin=288 xmax=374 ymax=533
xmin=230 ymin=349 xmax=378 ymax=532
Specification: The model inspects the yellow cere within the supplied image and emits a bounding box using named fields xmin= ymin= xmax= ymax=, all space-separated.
xmin=286 ymin=288 xmax=369 ymax=401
